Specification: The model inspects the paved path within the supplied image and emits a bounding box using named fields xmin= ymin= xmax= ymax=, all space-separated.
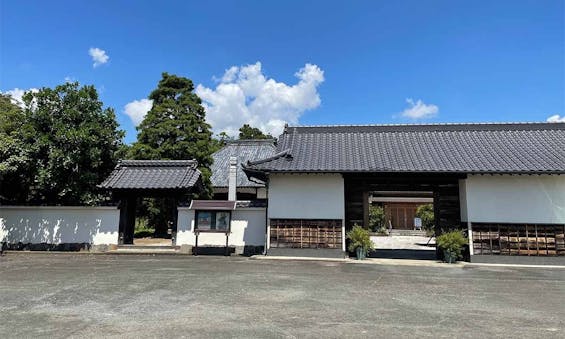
xmin=1 ymin=254 xmax=563 ymax=338
xmin=371 ymin=235 xmax=435 ymax=250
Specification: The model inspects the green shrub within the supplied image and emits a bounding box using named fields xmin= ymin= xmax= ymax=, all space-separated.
xmin=369 ymin=205 xmax=385 ymax=232
xmin=347 ymin=225 xmax=375 ymax=253
xmin=134 ymin=218 xmax=154 ymax=238
xmin=416 ymin=204 xmax=434 ymax=234
xmin=436 ymin=230 xmax=467 ymax=263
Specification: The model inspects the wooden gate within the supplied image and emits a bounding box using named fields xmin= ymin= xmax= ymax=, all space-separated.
xmin=269 ymin=219 xmax=342 ymax=249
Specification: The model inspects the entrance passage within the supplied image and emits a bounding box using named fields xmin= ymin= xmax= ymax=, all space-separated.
xmin=344 ymin=173 xmax=464 ymax=260
xmin=472 ymin=223 xmax=565 ymax=256
xmin=99 ymin=160 xmax=203 ymax=245
xmin=270 ymin=219 xmax=342 ymax=249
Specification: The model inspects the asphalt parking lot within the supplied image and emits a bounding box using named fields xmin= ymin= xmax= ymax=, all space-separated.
xmin=0 ymin=254 xmax=563 ymax=338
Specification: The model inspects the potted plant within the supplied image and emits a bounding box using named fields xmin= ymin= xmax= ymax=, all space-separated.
xmin=347 ymin=225 xmax=375 ymax=260
xmin=436 ymin=230 xmax=467 ymax=263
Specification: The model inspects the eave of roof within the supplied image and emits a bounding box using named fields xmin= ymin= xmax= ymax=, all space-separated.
xmin=99 ymin=159 xmax=202 ymax=191
xmin=243 ymin=122 xmax=565 ymax=175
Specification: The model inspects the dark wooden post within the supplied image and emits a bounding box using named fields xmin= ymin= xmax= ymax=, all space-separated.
xmin=171 ymin=196 xmax=179 ymax=246
xmin=118 ymin=195 xmax=136 ymax=245
xmin=363 ymin=191 xmax=370 ymax=229
xmin=194 ymin=230 xmax=199 ymax=256
xmin=433 ymin=187 xmax=442 ymax=260
xmin=118 ymin=197 xmax=126 ymax=245
xmin=124 ymin=195 xmax=136 ymax=244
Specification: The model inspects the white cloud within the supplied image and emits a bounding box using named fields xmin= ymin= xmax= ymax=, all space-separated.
xmin=124 ymin=99 xmax=153 ymax=125
xmin=3 ymin=87 xmax=39 ymax=107
xmin=400 ymin=98 xmax=438 ymax=120
xmin=88 ymin=47 xmax=109 ymax=68
xmin=547 ymin=114 xmax=565 ymax=123
xmin=196 ymin=62 xmax=324 ymax=137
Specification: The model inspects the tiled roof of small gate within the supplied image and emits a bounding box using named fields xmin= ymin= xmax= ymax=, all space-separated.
xmin=99 ymin=160 xmax=201 ymax=190
xmin=243 ymin=122 xmax=565 ymax=174
xmin=211 ymin=140 xmax=276 ymax=187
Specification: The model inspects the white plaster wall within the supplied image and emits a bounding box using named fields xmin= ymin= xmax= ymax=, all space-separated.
xmin=268 ymin=173 xmax=345 ymax=219
xmin=176 ymin=207 xmax=266 ymax=247
xmin=0 ymin=206 xmax=119 ymax=245
xmin=462 ymin=175 xmax=565 ymax=224
xmin=257 ymin=187 xmax=267 ymax=199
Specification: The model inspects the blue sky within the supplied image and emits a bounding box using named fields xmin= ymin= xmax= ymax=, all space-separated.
xmin=1 ymin=0 xmax=564 ymax=143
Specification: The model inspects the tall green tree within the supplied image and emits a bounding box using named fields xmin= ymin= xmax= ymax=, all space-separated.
xmin=130 ymin=73 xmax=214 ymax=186
xmin=0 ymin=82 xmax=124 ymax=205
xmin=0 ymin=94 xmax=31 ymax=202
xmin=238 ymin=124 xmax=272 ymax=140
xmin=129 ymin=73 xmax=215 ymax=237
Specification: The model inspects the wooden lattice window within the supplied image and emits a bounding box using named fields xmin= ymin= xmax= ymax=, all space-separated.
xmin=472 ymin=223 xmax=565 ymax=256
xmin=270 ymin=219 xmax=343 ymax=249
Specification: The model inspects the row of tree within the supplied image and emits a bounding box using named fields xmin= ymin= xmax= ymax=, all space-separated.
xmin=0 ymin=73 xmax=272 ymax=207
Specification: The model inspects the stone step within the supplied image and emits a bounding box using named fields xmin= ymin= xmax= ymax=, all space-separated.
xmin=107 ymin=249 xmax=180 ymax=255
xmin=388 ymin=230 xmax=428 ymax=237
xmin=117 ymin=245 xmax=180 ymax=250
xmin=106 ymin=245 xmax=182 ymax=255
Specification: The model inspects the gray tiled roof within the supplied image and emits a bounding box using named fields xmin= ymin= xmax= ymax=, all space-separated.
xmin=99 ymin=160 xmax=201 ymax=190
xmin=244 ymin=123 xmax=565 ymax=174
xmin=211 ymin=140 xmax=276 ymax=187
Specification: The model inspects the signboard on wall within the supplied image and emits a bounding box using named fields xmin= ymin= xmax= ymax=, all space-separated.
xmin=197 ymin=212 xmax=212 ymax=230
xmin=195 ymin=210 xmax=231 ymax=232
xmin=215 ymin=211 xmax=230 ymax=231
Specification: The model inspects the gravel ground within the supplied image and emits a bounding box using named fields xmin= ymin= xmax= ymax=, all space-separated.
xmin=0 ymin=254 xmax=563 ymax=338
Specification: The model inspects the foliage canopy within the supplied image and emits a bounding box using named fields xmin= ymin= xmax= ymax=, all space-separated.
xmin=368 ymin=205 xmax=386 ymax=233
xmin=238 ymin=124 xmax=272 ymax=140
xmin=0 ymin=83 xmax=123 ymax=205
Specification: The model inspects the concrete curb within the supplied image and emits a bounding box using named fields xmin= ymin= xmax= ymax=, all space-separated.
xmin=250 ymin=255 xmax=348 ymax=263
xmin=251 ymin=255 xmax=464 ymax=268
xmin=353 ymin=258 xmax=464 ymax=268
xmin=1 ymin=250 xmax=188 ymax=256
xmin=463 ymin=262 xmax=565 ymax=269
xmin=3 ymin=250 xmax=96 ymax=255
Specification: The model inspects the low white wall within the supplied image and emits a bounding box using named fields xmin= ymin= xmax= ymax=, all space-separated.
xmin=268 ymin=173 xmax=345 ymax=219
xmin=176 ymin=207 xmax=266 ymax=247
xmin=0 ymin=206 xmax=119 ymax=245
xmin=461 ymin=175 xmax=565 ymax=224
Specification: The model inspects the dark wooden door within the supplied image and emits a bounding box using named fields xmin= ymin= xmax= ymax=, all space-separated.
xmin=384 ymin=203 xmax=419 ymax=230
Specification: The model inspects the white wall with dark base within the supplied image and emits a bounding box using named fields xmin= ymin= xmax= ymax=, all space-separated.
xmin=460 ymin=174 xmax=565 ymax=224
xmin=266 ymin=173 xmax=346 ymax=252
xmin=0 ymin=206 xmax=119 ymax=248
xmin=268 ymin=173 xmax=345 ymax=219
xmin=176 ymin=207 xmax=266 ymax=251
xmin=459 ymin=175 xmax=565 ymax=263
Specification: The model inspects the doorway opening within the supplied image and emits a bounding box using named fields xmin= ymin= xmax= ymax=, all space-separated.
xmin=344 ymin=173 xmax=463 ymax=260
xmin=131 ymin=197 xmax=179 ymax=246
xmin=117 ymin=194 xmax=185 ymax=246
xmin=368 ymin=191 xmax=436 ymax=259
